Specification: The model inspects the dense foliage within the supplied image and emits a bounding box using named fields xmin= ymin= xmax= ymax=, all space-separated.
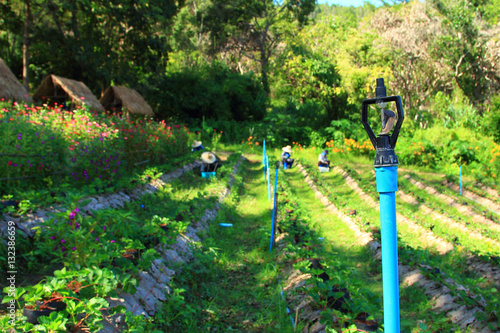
xmin=1 ymin=0 xmax=499 ymax=184
xmin=0 ymin=103 xmax=190 ymax=195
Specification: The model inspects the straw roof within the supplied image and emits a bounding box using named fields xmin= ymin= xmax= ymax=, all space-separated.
xmin=0 ymin=58 xmax=33 ymax=103
xmin=99 ymin=86 xmax=154 ymax=116
xmin=32 ymin=74 xmax=103 ymax=110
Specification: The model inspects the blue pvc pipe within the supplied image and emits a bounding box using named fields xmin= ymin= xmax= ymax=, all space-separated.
xmin=267 ymin=155 xmax=271 ymax=202
xmin=375 ymin=166 xmax=400 ymax=333
xmin=270 ymin=163 xmax=279 ymax=251
xmin=263 ymin=140 xmax=267 ymax=180
xmin=460 ymin=165 xmax=463 ymax=196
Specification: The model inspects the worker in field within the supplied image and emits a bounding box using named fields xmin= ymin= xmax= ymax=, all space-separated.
xmin=191 ymin=140 xmax=204 ymax=152
xmin=318 ymin=149 xmax=330 ymax=167
xmin=281 ymin=145 xmax=295 ymax=169
xmin=200 ymin=151 xmax=219 ymax=172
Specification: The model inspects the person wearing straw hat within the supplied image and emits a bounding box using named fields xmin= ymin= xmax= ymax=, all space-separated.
xmin=200 ymin=151 xmax=219 ymax=172
xmin=281 ymin=145 xmax=295 ymax=169
xmin=191 ymin=140 xmax=204 ymax=152
xmin=318 ymin=149 xmax=330 ymax=167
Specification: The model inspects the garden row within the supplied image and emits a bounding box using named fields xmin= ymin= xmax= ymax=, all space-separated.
xmin=269 ymin=165 xmax=385 ymax=332
xmin=294 ymin=157 xmax=498 ymax=331
xmin=1 ymin=153 xmax=244 ymax=332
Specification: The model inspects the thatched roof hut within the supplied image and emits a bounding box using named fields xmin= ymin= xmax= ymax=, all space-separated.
xmin=0 ymin=58 xmax=33 ymax=103
xmin=99 ymin=86 xmax=154 ymax=116
xmin=32 ymin=74 xmax=103 ymax=110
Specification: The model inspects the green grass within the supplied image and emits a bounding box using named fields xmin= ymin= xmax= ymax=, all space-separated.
xmin=157 ymin=158 xmax=295 ymax=332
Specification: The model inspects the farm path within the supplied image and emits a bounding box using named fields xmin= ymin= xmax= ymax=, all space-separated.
xmin=442 ymin=179 xmax=500 ymax=212
xmin=169 ymin=156 xmax=295 ymax=332
xmin=361 ymin=169 xmax=500 ymax=252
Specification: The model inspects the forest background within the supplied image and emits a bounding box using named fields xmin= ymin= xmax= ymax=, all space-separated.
xmin=1 ymin=0 xmax=500 ymax=182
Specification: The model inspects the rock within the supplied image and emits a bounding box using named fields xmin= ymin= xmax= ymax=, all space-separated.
xmin=117 ymin=292 xmax=149 ymax=318
xmin=135 ymin=286 xmax=161 ymax=315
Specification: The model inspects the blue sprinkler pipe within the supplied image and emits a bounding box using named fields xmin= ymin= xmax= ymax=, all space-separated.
xmin=263 ymin=140 xmax=267 ymax=180
xmin=362 ymin=78 xmax=404 ymax=333
xmin=460 ymin=165 xmax=463 ymax=196
xmin=267 ymin=155 xmax=271 ymax=202
xmin=270 ymin=161 xmax=279 ymax=251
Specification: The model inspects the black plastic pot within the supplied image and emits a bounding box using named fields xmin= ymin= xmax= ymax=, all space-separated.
xmin=353 ymin=312 xmax=378 ymax=332
xmin=308 ymin=258 xmax=330 ymax=282
xmin=327 ymin=286 xmax=351 ymax=313
xmin=23 ymin=301 xmax=67 ymax=324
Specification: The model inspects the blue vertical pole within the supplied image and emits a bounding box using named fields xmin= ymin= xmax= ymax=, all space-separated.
xmin=460 ymin=165 xmax=463 ymax=195
xmin=267 ymin=155 xmax=271 ymax=202
xmin=362 ymin=78 xmax=404 ymax=333
xmin=270 ymin=162 xmax=279 ymax=251
xmin=263 ymin=140 xmax=267 ymax=181
xmin=376 ymin=166 xmax=400 ymax=333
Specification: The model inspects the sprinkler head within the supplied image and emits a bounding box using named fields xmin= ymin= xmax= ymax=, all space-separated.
xmin=361 ymin=78 xmax=405 ymax=167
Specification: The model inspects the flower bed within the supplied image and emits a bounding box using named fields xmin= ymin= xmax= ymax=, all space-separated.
xmin=0 ymin=103 xmax=191 ymax=195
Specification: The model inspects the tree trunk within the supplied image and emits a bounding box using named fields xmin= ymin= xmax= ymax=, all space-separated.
xmin=23 ymin=0 xmax=31 ymax=93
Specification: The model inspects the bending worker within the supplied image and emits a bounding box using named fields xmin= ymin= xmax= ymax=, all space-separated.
xmin=200 ymin=151 xmax=219 ymax=172
xmin=281 ymin=145 xmax=295 ymax=169
xmin=318 ymin=149 xmax=330 ymax=167
xmin=191 ymin=140 xmax=204 ymax=152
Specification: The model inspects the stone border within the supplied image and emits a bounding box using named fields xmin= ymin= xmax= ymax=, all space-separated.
xmin=98 ymin=156 xmax=246 ymax=332
xmin=296 ymin=163 xmax=494 ymax=332
xmin=0 ymin=161 xmax=202 ymax=239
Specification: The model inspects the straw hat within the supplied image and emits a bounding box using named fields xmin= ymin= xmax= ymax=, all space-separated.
xmin=191 ymin=140 xmax=202 ymax=148
xmin=201 ymin=152 xmax=217 ymax=164
xmin=282 ymin=145 xmax=292 ymax=153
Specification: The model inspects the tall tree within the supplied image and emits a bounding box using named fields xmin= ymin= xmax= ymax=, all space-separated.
xmin=202 ymin=0 xmax=315 ymax=93
xmin=1 ymin=0 xmax=181 ymax=94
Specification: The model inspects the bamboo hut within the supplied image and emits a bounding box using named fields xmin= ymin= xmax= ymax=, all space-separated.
xmin=32 ymin=74 xmax=103 ymax=110
xmin=99 ymin=86 xmax=154 ymax=116
xmin=0 ymin=58 xmax=33 ymax=103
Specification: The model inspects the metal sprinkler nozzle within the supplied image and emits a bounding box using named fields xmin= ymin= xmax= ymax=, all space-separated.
xmin=381 ymin=109 xmax=396 ymax=135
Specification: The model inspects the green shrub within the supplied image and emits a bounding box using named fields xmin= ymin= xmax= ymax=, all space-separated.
xmin=149 ymin=62 xmax=267 ymax=122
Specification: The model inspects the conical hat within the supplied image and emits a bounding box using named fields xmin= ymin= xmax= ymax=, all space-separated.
xmin=201 ymin=152 xmax=216 ymax=164
xmin=191 ymin=140 xmax=202 ymax=148
xmin=282 ymin=145 xmax=292 ymax=153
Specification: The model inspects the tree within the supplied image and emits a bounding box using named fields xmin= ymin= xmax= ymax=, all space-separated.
xmin=1 ymin=0 xmax=181 ymax=94
xmin=202 ymin=0 xmax=316 ymax=93
xmin=429 ymin=0 xmax=499 ymax=108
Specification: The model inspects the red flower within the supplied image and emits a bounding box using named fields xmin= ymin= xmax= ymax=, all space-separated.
xmin=8 ymin=161 xmax=12 ymax=166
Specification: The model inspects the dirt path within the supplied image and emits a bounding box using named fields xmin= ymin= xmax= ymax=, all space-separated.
xmin=397 ymin=189 xmax=500 ymax=250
